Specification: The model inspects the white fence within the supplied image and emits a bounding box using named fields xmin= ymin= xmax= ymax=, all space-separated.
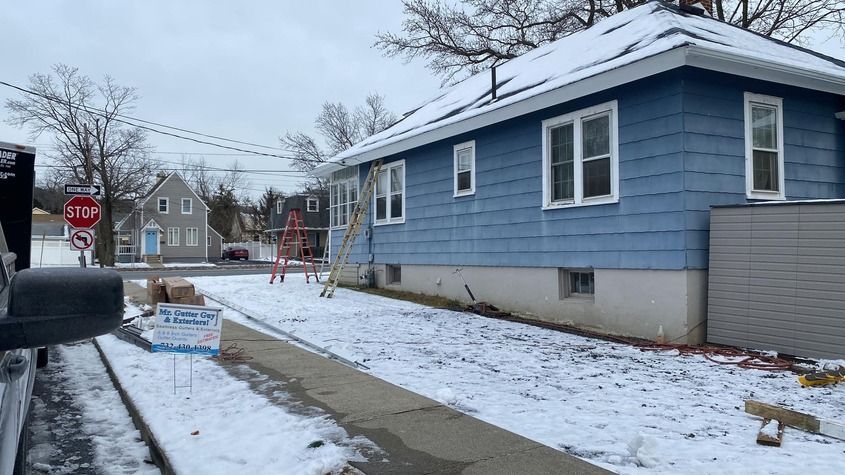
xmin=30 ymin=237 xmax=95 ymax=268
xmin=225 ymin=241 xmax=275 ymax=260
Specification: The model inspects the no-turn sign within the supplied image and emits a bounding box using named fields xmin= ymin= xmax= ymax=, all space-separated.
xmin=64 ymin=195 xmax=101 ymax=229
xmin=70 ymin=228 xmax=95 ymax=251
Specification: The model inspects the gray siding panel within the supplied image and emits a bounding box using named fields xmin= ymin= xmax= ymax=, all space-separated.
xmin=708 ymin=202 xmax=845 ymax=359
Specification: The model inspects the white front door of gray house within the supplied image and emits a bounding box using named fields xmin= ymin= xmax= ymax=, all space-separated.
xmin=144 ymin=230 xmax=158 ymax=255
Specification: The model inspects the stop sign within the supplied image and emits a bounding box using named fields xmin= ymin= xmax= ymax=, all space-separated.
xmin=64 ymin=195 xmax=102 ymax=228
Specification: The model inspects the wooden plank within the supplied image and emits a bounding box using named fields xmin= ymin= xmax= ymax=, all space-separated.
xmin=745 ymin=400 xmax=845 ymax=441
xmin=756 ymin=418 xmax=785 ymax=447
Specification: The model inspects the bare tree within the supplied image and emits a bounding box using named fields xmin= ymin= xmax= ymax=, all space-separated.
xmin=281 ymin=93 xmax=396 ymax=193
xmin=5 ymin=64 xmax=156 ymax=266
xmin=178 ymin=155 xmax=246 ymax=203
xmin=377 ymin=0 xmax=845 ymax=83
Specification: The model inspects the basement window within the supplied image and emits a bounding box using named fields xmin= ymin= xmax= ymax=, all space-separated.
xmin=558 ymin=268 xmax=595 ymax=299
xmin=386 ymin=264 xmax=402 ymax=285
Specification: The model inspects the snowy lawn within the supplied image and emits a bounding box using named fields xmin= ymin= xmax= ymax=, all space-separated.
xmin=94 ymin=300 xmax=368 ymax=474
xmin=187 ymin=274 xmax=845 ymax=475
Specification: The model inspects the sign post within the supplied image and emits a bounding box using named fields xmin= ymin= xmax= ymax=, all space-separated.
xmin=64 ymin=194 xmax=101 ymax=267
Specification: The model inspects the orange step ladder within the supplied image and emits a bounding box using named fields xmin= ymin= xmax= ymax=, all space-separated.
xmin=269 ymin=208 xmax=320 ymax=283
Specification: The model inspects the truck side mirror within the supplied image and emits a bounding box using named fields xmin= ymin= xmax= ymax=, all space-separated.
xmin=0 ymin=268 xmax=124 ymax=351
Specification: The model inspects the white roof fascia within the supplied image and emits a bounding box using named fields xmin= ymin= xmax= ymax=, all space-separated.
xmin=684 ymin=46 xmax=845 ymax=96
xmin=313 ymin=47 xmax=689 ymax=177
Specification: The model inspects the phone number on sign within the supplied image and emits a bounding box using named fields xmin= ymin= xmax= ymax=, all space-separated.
xmin=157 ymin=342 xmax=213 ymax=352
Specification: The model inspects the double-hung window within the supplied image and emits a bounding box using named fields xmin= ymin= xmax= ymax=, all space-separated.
xmin=744 ymin=93 xmax=785 ymax=200
xmin=542 ymin=101 xmax=619 ymax=208
xmin=167 ymin=227 xmax=179 ymax=246
xmin=306 ymin=197 xmax=319 ymax=212
xmin=330 ymin=167 xmax=358 ymax=228
xmin=375 ymin=160 xmax=405 ymax=225
xmin=454 ymin=141 xmax=475 ymax=196
xmin=158 ymin=197 xmax=169 ymax=214
xmin=186 ymin=227 xmax=198 ymax=246
xmin=181 ymin=198 xmax=192 ymax=214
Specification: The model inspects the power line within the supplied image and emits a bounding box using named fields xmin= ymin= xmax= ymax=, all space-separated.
xmin=0 ymin=79 xmax=327 ymax=164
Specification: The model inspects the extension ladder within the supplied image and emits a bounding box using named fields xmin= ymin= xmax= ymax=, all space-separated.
xmin=319 ymin=159 xmax=383 ymax=298
xmin=269 ymin=208 xmax=320 ymax=284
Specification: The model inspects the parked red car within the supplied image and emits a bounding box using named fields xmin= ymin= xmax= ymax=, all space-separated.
xmin=222 ymin=246 xmax=249 ymax=260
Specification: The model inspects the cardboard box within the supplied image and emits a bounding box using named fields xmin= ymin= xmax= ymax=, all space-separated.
xmin=162 ymin=277 xmax=195 ymax=300
xmin=171 ymin=294 xmax=206 ymax=306
xmin=146 ymin=277 xmax=167 ymax=306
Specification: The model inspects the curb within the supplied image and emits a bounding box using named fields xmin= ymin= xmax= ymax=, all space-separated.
xmin=92 ymin=338 xmax=176 ymax=475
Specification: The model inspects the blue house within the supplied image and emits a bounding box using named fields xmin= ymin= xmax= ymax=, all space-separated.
xmin=314 ymin=1 xmax=845 ymax=343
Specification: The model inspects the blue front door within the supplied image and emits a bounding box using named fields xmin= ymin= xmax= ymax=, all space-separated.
xmin=144 ymin=230 xmax=158 ymax=255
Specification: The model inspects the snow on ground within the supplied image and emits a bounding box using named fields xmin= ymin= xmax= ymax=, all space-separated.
xmin=96 ymin=300 xmax=369 ymax=474
xmin=188 ymin=274 xmax=845 ymax=475
xmin=28 ymin=342 xmax=159 ymax=474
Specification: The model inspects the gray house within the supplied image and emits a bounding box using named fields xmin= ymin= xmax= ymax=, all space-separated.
xmin=115 ymin=172 xmax=223 ymax=263
xmin=268 ymin=193 xmax=329 ymax=258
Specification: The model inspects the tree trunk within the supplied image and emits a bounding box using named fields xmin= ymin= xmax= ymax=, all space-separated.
xmin=97 ymin=194 xmax=116 ymax=267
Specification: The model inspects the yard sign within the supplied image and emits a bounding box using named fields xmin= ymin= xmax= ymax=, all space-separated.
xmin=151 ymin=303 xmax=224 ymax=356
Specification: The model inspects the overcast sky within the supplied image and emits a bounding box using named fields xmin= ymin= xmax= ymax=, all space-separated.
xmin=1 ymin=1 xmax=844 ymax=198
xmin=0 ymin=1 xmax=442 ymax=197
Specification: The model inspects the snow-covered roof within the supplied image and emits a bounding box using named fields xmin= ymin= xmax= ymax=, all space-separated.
xmin=314 ymin=1 xmax=845 ymax=176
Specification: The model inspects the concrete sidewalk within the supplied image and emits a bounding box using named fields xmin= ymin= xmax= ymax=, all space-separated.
xmin=122 ymin=282 xmax=610 ymax=474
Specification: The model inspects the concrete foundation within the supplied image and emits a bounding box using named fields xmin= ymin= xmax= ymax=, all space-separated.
xmin=350 ymin=264 xmax=708 ymax=344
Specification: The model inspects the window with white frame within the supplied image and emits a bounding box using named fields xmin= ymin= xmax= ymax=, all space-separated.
xmin=181 ymin=198 xmax=192 ymax=214
xmin=186 ymin=227 xmax=198 ymax=246
xmin=454 ymin=141 xmax=475 ymax=196
xmin=330 ymin=167 xmax=358 ymax=227
xmin=744 ymin=93 xmax=785 ymax=200
xmin=375 ymin=161 xmax=405 ymax=225
xmin=276 ymin=199 xmax=283 ymax=215
xmin=558 ymin=268 xmax=595 ymax=299
xmin=306 ymin=197 xmax=319 ymax=212
xmin=158 ymin=197 xmax=169 ymax=213
xmin=542 ymin=101 xmax=619 ymax=208
xmin=167 ymin=227 xmax=179 ymax=246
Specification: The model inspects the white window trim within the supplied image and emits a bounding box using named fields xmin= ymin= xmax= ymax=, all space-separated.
xmin=307 ymin=197 xmax=319 ymax=212
xmin=276 ymin=200 xmax=283 ymax=215
xmin=167 ymin=227 xmax=179 ymax=246
xmin=744 ymin=92 xmax=786 ymax=200
xmin=541 ymin=100 xmax=619 ymax=210
xmin=158 ymin=197 xmax=169 ymax=214
xmin=181 ymin=198 xmax=193 ymax=214
xmin=186 ymin=227 xmax=198 ymax=246
xmin=330 ymin=167 xmax=360 ymax=229
xmin=453 ymin=140 xmax=476 ymax=197
xmin=374 ymin=160 xmax=406 ymax=226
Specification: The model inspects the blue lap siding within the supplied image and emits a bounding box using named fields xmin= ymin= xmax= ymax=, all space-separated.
xmin=333 ymin=67 xmax=845 ymax=271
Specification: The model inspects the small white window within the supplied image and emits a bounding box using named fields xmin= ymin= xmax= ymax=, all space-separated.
xmin=542 ymin=101 xmax=619 ymax=209
xmin=158 ymin=197 xmax=169 ymax=214
xmin=306 ymin=197 xmax=319 ymax=212
xmin=276 ymin=199 xmax=283 ymax=215
xmin=186 ymin=227 xmax=198 ymax=246
xmin=167 ymin=227 xmax=179 ymax=246
xmin=744 ymin=93 xmax=785 ymax=200
xmin=453 ymin=140 xmax=475 ymax=196
xmin=181 ymin=198 xmax=192 ymax=214
xmin=374 ymin=160 xmax=405 ymax=225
